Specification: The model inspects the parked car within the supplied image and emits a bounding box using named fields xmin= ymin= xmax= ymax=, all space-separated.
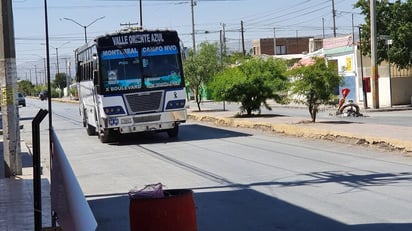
xmin=17 ymin=92 xmax=26 ymax=107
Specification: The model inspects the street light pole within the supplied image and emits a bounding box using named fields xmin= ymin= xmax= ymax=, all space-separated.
xmin=63 ymin=16 xmax=105 ymax=43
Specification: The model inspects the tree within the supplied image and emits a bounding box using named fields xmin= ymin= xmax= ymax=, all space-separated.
xmin=53 ymin=73 xmax=67 ymax=90
xmin=209 ymin=58 xmax=289 ymax=116
xmin=355 ymin=0 xmax=412 ymax=68
xmin=183 ymin=42 xmax=220 ymax=111
xmin=223 ymin=51 xmax=252 ymax=65
xmin=288 ymin=57 xmax=342 ymax=123
xmin=17 ymin=80 xmax=34 ymax=96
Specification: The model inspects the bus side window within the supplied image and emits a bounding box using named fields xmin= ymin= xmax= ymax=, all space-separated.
xmin=76 ymin=61 xmax=82 ymax=82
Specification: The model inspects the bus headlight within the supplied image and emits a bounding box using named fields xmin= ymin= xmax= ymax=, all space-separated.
xmin=165 ymin=100 xmax=186 ymax=110
xmin=104 ymin=106 xmax=125 ymax=115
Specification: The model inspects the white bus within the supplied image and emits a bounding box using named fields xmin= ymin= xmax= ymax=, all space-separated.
xmin=75 ymin=29 xmax=186 ymax=143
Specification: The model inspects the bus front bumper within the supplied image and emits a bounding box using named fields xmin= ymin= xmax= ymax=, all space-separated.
xmin=106 ymin=110 xmax=186 ymax=134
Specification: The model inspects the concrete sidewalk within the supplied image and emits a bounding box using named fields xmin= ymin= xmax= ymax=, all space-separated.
xmin=0 ymin=140 xmax=51 ymax=231
xmin=187 ymin=103 xmax=412 ymax=153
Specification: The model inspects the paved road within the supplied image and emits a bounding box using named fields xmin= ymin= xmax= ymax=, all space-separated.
xmin=16 ymin=98 xmax=412 ymax=231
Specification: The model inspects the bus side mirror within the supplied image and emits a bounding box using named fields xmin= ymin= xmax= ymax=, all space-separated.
xmin=93 ymin=70 xmax=99 ymax=85
xmin=93 ymin=70 xmax=101 ymax=93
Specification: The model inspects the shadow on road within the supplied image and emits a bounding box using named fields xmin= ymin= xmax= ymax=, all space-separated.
xmin=113 ymin=124 xmax=251 ymax=146
xmin=87 ymin=180 xmax=412 ymax=231
xmin=318 ymin=120 xmax=363 ymax=124
xmin=86 ymin=169 xmax=412 ymax=230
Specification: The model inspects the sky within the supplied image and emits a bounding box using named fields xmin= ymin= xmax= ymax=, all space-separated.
xmin=11 ymin=0 xmax=365 ymax=82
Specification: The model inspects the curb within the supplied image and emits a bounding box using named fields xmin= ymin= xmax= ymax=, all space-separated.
xmin=187 ymin=113 xmax=412 ymax=154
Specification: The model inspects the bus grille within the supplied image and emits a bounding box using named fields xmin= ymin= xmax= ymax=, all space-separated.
xmin=124 ymin=91 xmax=163 ymax=114
xmin=133 ymin=115 xmax=161 ymax=123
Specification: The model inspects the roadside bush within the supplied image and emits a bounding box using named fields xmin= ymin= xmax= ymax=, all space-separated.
xmin=209 ymin=58 xmax=289 ymax=115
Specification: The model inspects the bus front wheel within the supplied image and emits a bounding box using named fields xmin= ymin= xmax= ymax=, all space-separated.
xmin=99 ymin=129 xmax=111 ymax=143
xmin=167 ymin=125 xmax=179 ymax=138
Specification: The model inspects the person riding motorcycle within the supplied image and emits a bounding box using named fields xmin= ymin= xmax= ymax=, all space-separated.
xmin=39 ymin=91 xmax=48 ymax=101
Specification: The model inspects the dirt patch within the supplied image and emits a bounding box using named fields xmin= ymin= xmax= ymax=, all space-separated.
xmin=320 ymin=134 xmax=407 ymax=153
xmin=234 ymin=114 xmax=287 ymax=118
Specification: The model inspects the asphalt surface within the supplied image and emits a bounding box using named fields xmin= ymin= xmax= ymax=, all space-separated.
xmin=0 ymin=98 xmax=411 ymax=230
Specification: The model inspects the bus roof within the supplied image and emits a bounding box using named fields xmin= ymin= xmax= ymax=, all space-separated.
xmin=99 ymin=27 xmax=178 ymax=37
xmin=74 ymin=28 xmax=180 ymax=53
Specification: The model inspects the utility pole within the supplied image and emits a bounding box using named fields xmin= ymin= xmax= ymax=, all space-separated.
xmin=139 ymin=0 xmax=142 ymax=27
xmin=68 ymin=59 xmax=71 ymax=87
xmin=352 ymin=13 xmax=355 ymax=44
xmin=322 ymin=18 xmax=325 ymax=38
xmin=55 ymin=47 xmax=59 ymax=74
xmin=191 ymin=0 xmax=196 ymax=53
xmin=221 ymin=23 xmax=226 ymax=55
xmin=370 ymin=0 xmax=379 ymax=108
xmin=273 ymin=27 xmax=276 ymax=55
xmin=359 ymin=26 xmax=368 ymax=109
xmin=63 ymin=57 xmax=71 ymax=95
xmin=1 ymin=0 xmax=21 ymax=177
xmin=296 ymin=30 xmax=299 ymax=53
xmin=219 ymin=30 xmax=223 ymax=67
xmin=332 ymin=0 xmax=336 ymax=37
xmin=35 ymin=64 xmax=38 ymax=86
xmin=241 ymin=21 xmax=245 ymax=56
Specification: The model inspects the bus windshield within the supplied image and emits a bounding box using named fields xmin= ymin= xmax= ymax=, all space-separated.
xmin=100 ymin=48 xmax=142 ymax=92
xmin=142 ymin=52 xmax=182 ymax=89
xmin=142 ymin=45 xmax=182 ymax=88
xmin=100 ymin=45 xmax=183 ymax=92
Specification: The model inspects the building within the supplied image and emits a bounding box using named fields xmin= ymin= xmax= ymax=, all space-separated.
xmin=253 ymin=34 xmax=412 ymax=107
xmin=252 ymin=37 xmax=319 ymax=56
xmin=323 ymin=34 xmax=412 ymax=107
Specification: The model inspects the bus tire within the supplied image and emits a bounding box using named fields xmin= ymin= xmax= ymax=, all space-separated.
xmin=167 ymin=125 xmax=179 ymax=138
xmin=99 ymin=129 xmax=111 ymax=143
xmin=82 ymin=110 xmax=87 ymax=127
xmin=86 ymin=123 xmax=97 ymax=136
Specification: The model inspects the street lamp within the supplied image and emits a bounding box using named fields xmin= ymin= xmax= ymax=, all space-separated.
xmin=63 ymin=16 xmax=105 ymax=43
